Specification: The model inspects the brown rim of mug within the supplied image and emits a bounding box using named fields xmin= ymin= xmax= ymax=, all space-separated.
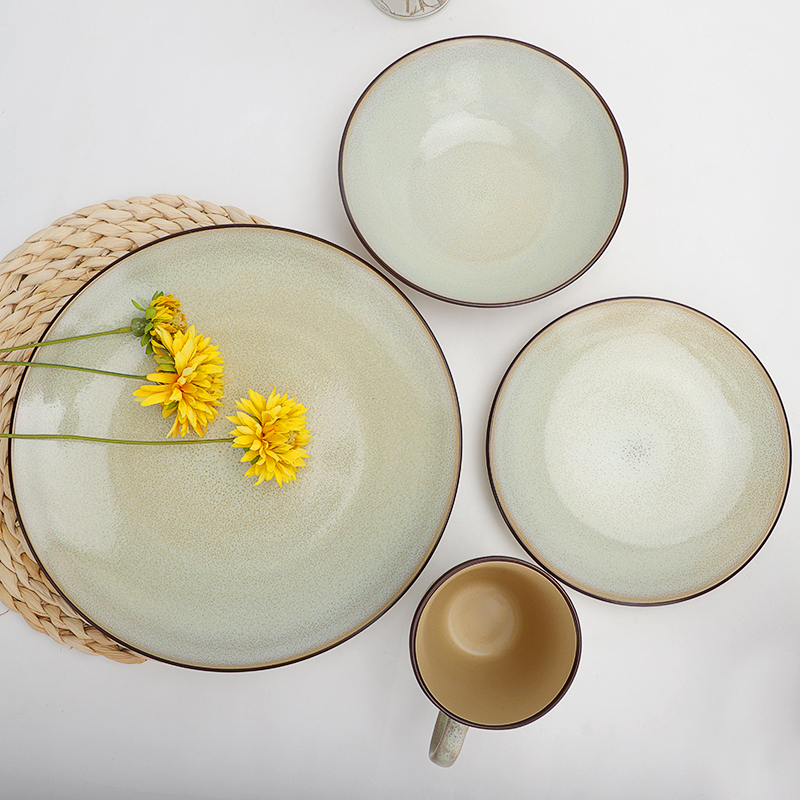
xmin=409 ymin=555 xmax=582 ymax=730
xmin=485 ymin=296 xmax=793 ymax=606
xmin=8 ymin=223 xmax=463 ymax=672
xmin=338 ymin=34 xmax=629 ymax=308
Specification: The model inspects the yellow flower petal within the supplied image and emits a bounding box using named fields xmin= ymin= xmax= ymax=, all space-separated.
xmin=227 ymin=388 xmax=310 ymax=486
xmin=134 ymin=324 xmax=225 ymax=438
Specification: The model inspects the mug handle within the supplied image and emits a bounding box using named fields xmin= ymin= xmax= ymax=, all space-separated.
xmin=429 ymin=710 xmax=468 ymax=767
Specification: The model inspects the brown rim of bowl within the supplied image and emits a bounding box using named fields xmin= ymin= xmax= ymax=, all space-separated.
xmin=8 ymin=223 xmax=463 ymax=672
xmin=409 ymin=555 xmax=582 ymax=730
xmin=338 ymin=35 xmax=629 ymax=308
xmin=485 ymin=296 xmax=793 ymax=606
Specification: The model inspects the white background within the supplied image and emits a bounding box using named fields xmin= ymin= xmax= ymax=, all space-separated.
xmin=1 ymin=2 xmax=799 ymax=798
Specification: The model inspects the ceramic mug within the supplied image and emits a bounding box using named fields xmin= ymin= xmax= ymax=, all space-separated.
xmin=410 ymin=556 xmax=581 ymax=766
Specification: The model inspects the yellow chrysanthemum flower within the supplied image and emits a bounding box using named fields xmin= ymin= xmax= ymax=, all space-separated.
xmin=227 ymin=389 xmax=311 ymax=486
xmin=131 ymin=292 xmax=188 ymax=354
xmin=149 ymin=293 xmax=187 ymax=340
xmin=133 ymin=325 xmax=225 ymax=438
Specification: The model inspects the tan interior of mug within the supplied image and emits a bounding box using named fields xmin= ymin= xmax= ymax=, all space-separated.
xmin=414 ymin=561 xmax=578 ymax=727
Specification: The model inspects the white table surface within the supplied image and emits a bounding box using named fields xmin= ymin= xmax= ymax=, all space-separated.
xmin=1 ymin=2 xmax=798 ymax=798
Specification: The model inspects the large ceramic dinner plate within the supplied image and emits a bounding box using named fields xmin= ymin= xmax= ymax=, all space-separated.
xmin=488 ymin=298 xmax=790 ymax=605
xmin=10 ymin=226 xmax=461 ymax=669
xmin=339 ymin=36 xmax=627 ymax=307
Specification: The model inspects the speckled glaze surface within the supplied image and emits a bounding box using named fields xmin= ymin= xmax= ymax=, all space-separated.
xmin=372 ymin=0 xmax=449 ymax=18
xmin=339 ymin=36 xmax=627 ymax=306
xmin=488 ymin=298 xmax=790 ymax=604
xmin=10 ymin=226 xmax=461 ymax=669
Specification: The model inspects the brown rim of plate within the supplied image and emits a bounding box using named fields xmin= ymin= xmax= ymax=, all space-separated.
xmin=338 ymin=35 xmax=629 ymax=308
xmin=485 ymin=296 xmax=793 ymax=606
xmin=409 ymin=555 xmax=582 ymax=730
xmin=8 ymin=224 xmax=463 ymax=671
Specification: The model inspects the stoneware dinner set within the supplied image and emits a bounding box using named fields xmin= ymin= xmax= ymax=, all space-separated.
xmin=0 ymin=33 xmax=791 ymax=768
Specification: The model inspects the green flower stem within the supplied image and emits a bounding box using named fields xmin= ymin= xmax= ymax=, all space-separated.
xmin=0 ymin=434 xmax=235 ymax=445
xmin=0 ymin=326 xmax=133 ymax=354
xmin=0 ymin=360 xmax=147 ymax=381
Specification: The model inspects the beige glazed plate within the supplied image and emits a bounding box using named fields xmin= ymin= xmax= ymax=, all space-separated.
xmin=339 ymin=36 xmax=627 ymax=306
xmin=10 ymin=226 xmax=461 ymax=669
xmin=488 ymin=298 xmax=790 ymax=604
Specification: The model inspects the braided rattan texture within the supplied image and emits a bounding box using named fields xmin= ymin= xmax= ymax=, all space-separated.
xmin=0 ymin=195 xmax=269 ymax=663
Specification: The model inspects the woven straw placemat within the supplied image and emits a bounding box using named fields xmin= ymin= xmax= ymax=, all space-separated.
xmin=0 ymin=195 xmax=269 ymax=664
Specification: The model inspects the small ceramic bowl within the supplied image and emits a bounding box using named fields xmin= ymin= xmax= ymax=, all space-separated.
xmin=487 ymin=297 xmax=791 ymax=604
xmin=340 ymin=36 xmax=628 ymax=306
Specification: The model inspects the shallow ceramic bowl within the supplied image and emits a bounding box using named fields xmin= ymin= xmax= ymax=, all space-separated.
xmin=487 ymin=298 xmax=791 ymax=604
xmin=10 ymin=226 xmax=461 ymax=669
xmin=340 ymin=36 xmax=628 ymax=306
